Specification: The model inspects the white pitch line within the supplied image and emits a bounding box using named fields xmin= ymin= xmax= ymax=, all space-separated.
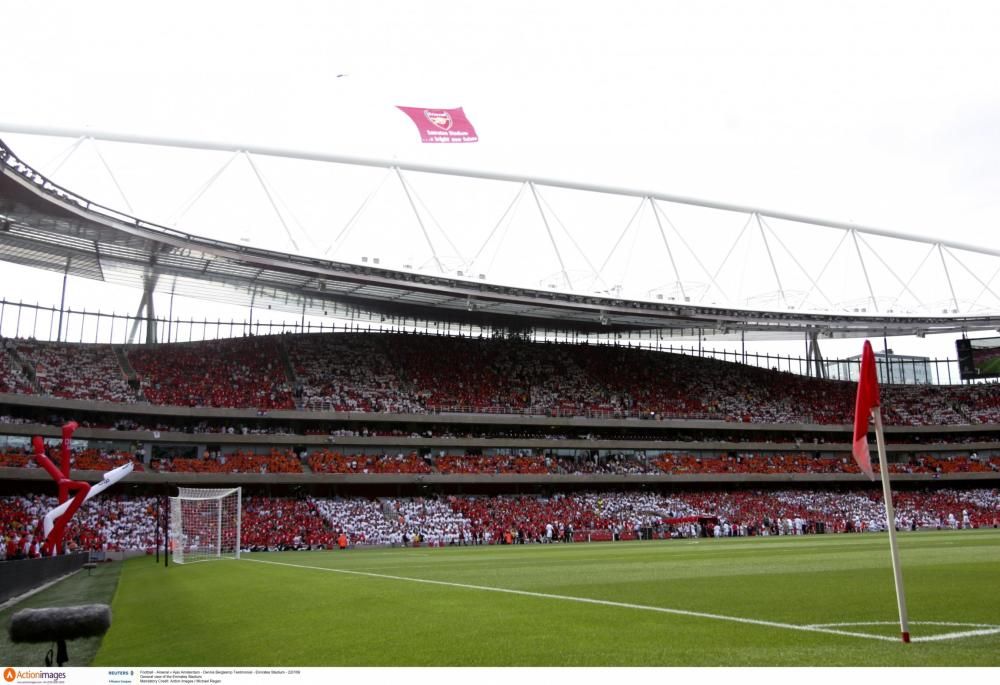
xmin=243 ymin=557 xmax=898 ymax=642
xmin=912 ymin=628 xmax=1000 ymax=642
xmin=808 ymin=621 xmax=1000 ymax=642
xmin=811 ymin=621 xmax=1000 ymax=629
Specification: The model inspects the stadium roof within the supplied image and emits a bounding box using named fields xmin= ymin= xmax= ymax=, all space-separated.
xmin=2 ymin=135 xmax=999 ymax=341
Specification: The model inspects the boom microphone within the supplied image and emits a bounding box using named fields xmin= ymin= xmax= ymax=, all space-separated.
xmin=9 ymin=604 xmax=112 ymax=666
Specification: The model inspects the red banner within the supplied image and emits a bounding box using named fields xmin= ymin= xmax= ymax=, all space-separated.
xmin=397 ymin=106 xmax=479 ymax=143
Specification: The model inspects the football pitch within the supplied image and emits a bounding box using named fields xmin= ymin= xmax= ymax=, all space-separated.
xmin=976 ymin=354 xmax=1000 ymax=376
xmin=82 ymin=529 xmax=1000 ymax=666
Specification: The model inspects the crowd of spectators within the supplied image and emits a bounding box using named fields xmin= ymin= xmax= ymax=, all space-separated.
xmin=0 ymin=448 xmax=143 ymax=471
xmin=288 ymin=334 xmax=424 ymax=413
xmin=1 ymin=493 xmax=158 ymax=558
xmin=127 ymin=337 xmax=294 ymax=410
xmin=1 ymin=445 xmax=998 ymax=476
xmin=653 ymin=452 xmax=855 ymax=475
xmin=435 ymin=454 xmax=557 ymax=474
xmin=386 ymin=497 xmax=474 ymax=545
xmin=1 ymin=341 xmax=34 ymax=395
xmin=68 ymin=448 xmax=144 ymax=472
xmin=241 ymin=496 xmax=335 ymax=550
xmin=307 ymin=450 xmax=432 ymax=474
xmin=2 ymin=487 xmax=998 ymax=557
xmin=1 ymin=333 xmax=1000 ymax=426
xmin=11 ymin=341 xmax=134 ymax=403
xmin=0 ymin=452 xmax=32 ymax=468
xmin=309 ymin=497 xmax=405 ymax=546
xmin=153 ymin=449 xmax=303 ymax=474
xmin=559 ymin=454 xmax=662 ymax=475
xmin=449 ymin=493 xmax=611 ymax=543
xmin=651 ymin=452 xmax=1000 ymax=475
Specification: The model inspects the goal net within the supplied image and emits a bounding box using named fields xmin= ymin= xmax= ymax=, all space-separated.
xmin=169 ymin=487 xmax=241 ymax=564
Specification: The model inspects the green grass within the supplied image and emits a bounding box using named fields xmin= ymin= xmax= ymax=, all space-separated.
xmin=1 ymin=561 xmax=122 ymax=667
xmin=83 ymin=530 xmax=1000 ymax=666
xmin=977 ymin=355 xmax=1000 ymax=376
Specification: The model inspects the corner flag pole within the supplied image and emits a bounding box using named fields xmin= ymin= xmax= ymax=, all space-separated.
xmin=853 ymin=340 xmax=911 ymax=643
xmin=872 ymin=397 xmax=911 ymax=643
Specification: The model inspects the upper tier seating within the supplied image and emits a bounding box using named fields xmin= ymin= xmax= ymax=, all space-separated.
xmin=0 ymin=333 xmax=997 ymax=425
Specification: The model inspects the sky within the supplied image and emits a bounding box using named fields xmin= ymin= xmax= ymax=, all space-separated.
xmin=1 ymin=0 xmax=999 ymax=363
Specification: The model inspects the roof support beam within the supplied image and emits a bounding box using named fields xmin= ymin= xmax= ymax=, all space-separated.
xmin=167 ymin=150 xmax=239 ymax=227
xmin=89 ymin=138 xmax=135 ymax=215
xmin=757 ymin=216 xmax=834 ymax=309
xmin=470 ymin=181 xmax=527 ymax=276
xmin=938 ymin=244 xmax=959 ymax=313
xmin=5 ymin=122 xmax=997 ymax=257
xmin=756 ymin=213 xmax=786 ymax=307
xmin=128 ymin=262 xmax=160 ymax=345
xmin=55 ymin=257 xmax=71 ymax=342
xmin=649 ymin=196 xmax=686 ymax=301
xmin=244 ymin=152 xmax=300 ymax=252
xmin=650 ymin=201 xmax=728 ymax=303
xmin=596 ymin=196 xmax=644 ymax=282
xmin=805 ymin=329 xmax=826 ymax=379
xmin=43 ymin=136 xmax=84 ymax=177
xmin=528 ymin=181 xmax=572 ymax=290
xmin=394 ymin=166 xmax=444 ymax=273
xmin=850 ymin=229 xmax=878 ymax=313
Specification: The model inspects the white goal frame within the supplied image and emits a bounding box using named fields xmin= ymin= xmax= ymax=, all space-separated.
xmin=169 ymin=487 xmax=241 ymax=564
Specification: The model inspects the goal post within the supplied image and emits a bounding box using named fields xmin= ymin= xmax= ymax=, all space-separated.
xmin=169 ymin=487 xmax=241 ymax=564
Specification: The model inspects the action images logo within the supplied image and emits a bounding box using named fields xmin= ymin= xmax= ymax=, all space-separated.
xmin=3 ymin=670 xmax=66 ymax=682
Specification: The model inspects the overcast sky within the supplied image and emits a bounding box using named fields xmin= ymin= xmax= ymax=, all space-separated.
xmin=2 ymin=0 xmax=999 ymax=361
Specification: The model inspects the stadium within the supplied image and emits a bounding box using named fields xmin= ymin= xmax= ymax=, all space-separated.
xmin=3 ymin=3 xmax=1000 ymax=671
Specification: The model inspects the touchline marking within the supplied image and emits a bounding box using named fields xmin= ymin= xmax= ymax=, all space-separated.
xmin=911 ymin=628 xmax=1000 ymax=643
xmin=808 ymin=621 xmax=1000 ymax=643
xmin=244 ymin=557 xmax=900 ymax=642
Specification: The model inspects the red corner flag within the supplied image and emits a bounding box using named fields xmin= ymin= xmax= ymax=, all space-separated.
xmin=852 ymin=340 xmax=879 ymax=480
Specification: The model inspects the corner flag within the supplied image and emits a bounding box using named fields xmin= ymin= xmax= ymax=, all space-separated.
xmin=852 ymin=340 xmax=879 ymax=480
xmin=853 ymin=339 xmax=911 ymax=643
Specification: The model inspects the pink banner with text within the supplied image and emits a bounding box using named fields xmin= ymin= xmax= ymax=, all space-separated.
xmin=397 ymin=106 xmax=479 ymax=143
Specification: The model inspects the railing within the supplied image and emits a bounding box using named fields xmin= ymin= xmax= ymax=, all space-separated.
xmin=0 ymin=298 xmax=372 ymax=345
xmin=0 ymin=297 xmax=965 ymax=386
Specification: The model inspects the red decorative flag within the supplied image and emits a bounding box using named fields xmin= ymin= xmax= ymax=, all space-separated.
xmin=397 ymin=106 xmax=479 ymax=143
xmin=852 ymin=340 xmax=880 ymax=480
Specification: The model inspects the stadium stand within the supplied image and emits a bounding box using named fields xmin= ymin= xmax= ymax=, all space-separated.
xmin=2 ymin=332 xmax=999 ymax=563
xmin=1 ymin=333 xmax=1000 ymax=426
xmin=0 ymin=494 xmax=158 ymax=557
xmin=127 ymin=337 xmax=294 ymax=409
xmin=287 ymin=334 xmax=424 ymax=413
xmin=383 ymin=497 xmax=474 ymax=545
xmin=307 ymin=450 xmax=432 ymax=474
xmin=11 ymin=340 xmax=134 ymax=402
xmin=559 ymin=454 xmax=662 ymax=475
xmin=241 ymin=497 xmax=336 ymax=550
xmin=2 ymin=446 xmax=998 ymax=476
xmin=309 ymin=497 xmax=406 ymax=546
xmin=67 ymin=449 xmax=145 ymax=472
xmin=2 ymin=489 xmax=998 ymax=557
xmin=0 ymin=341 xmax=34 ymax=395
xmin=153 ymin=449 xmax=302 ymax=474
xmin=435 ymin=454 xmax=557 ymax=474
xmin=0 ymin=448 xmax=145 ymax=471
